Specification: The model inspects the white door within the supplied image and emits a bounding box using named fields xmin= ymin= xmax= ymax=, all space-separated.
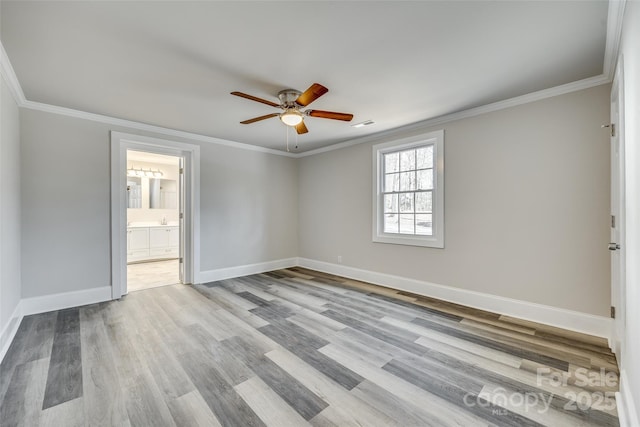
xmin=610 ymin=67 xmax=626 ymax=359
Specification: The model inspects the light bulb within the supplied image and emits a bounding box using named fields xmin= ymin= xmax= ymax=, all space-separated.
xmin=280 ymin=109 xmax=303 ymax=126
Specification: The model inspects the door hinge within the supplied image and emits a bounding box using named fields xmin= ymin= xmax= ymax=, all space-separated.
xmin=611 ymin=215 xmax=616 ymax=228
xmin=179 ymin=212 xmax=184 ymax=219
xmin=179 ymin=168 xmax=184 ymax=174
xmin=611 ymin=306 xmax=616 ymax=319
xmin=602 ymin=123 xmax=616 ymax=137
xmin=179 ymin=257 xmax=184 ymax=264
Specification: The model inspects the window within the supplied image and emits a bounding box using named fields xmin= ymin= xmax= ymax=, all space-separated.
xmin=372 ymin=130 xmax=444 ymax=248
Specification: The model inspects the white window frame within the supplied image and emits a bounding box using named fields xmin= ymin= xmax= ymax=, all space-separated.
xmin=372 ymin=130 xmax=444 ymax=248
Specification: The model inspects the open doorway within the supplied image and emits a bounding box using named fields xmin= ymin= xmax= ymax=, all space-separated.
xmin=126 ymin=150 xmax=181 ymax=292
xmin=111 ymin=131 xmax=200 ymax=300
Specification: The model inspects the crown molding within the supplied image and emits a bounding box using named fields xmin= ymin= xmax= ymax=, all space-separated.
xmin=21 ymin=100 xmax=297 ymax=158
xmin=2 ymin=0 xmax=624 ymax=160
xmin=0 ymin=41 xmax=26 ymax=105
xmin=297 ymin=74 xmax=611 ymax=158
xmin=603 ymin=0 xmax=627 ymax=79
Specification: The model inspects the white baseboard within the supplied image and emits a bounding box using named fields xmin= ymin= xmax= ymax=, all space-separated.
xmin=0 ymin=301 xmax=23 ymax=363
xmin=198 ymin=258 xmax=299 ymax=284
xmin=0 ymin=257 xmax=614 ymax=364
xmin=297 ymin=258 xmax=612 ymax=339
xmin=618 ymin=369 xmax=640 ymax=427
xmin=21 ymin=286 xmax=112 ymax=317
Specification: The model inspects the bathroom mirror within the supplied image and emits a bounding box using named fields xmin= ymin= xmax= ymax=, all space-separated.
xmin=150 ymin=178 xmax=178 ymax=209
xmin=126 ymin=177 xmax=142 ymax=209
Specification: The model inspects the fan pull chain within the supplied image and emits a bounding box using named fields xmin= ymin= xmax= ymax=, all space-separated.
xmin=286 ymin=126 xmax=290 ymax=152
xmin=295 ymin=130 xmax=298 ymax=150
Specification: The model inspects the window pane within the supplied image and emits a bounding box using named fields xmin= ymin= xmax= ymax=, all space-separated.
xmin=384 ymin=194 xmax=398 ymax=213
xmin=415 ymin=192 xmax=432 ymax=213
xmin=399 ymin=214 xmax=415 ymax=234
xmin=385 ymin=173 xmax=399 ymax=192
xmin=384 ymin=213 xmax=399 ymax=233
xmin=399 ymin=193 xmax=414 ymax=213
xmin=416 ymin=214 xmax=433 ymax=235
xmin=417 ymin=169 xmax=433 ymax=190
xmin=417 ymin=145 xmax=434 ymax=169
xmin=384 ymin=152 xmax=399 ymax=173
xmin=399 ymin=172 xmax=415 ymax=191
xmin=400 ymin=150 xmax=415 ymax=172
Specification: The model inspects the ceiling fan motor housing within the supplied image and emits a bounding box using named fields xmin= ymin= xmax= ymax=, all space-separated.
xmin=278 ymin=89 xmax=302 ymax=108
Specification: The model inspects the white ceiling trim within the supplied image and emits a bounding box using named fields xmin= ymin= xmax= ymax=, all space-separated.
xmin=0 ymin=0 xmax=625 ymax=160
xmin=20 ymin=99 xmax=298 ymax=158
xmin=297 ymin=74 xmax=610 ymax=158
xmin=1 ymin=40 xmax=296 ymax=158
xmin=0 ymin=42 xmax=26 ymax=105
xmin=603 ymin=0 xmax=627 ymax=78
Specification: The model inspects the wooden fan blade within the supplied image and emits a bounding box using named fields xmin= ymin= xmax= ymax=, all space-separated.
xmin=240 ymin=113 xmax=279 ymax=124
xmin=231 ymin=91 xmax=280 ymax=108
xmin=295 ymin=121 xmax=309 ymax=134
xmin=307 ymin=110 xmax=354 ymax=121
xmin=295 ymin=83 xmax=328 ymax=107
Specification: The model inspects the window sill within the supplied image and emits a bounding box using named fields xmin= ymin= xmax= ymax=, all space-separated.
xmin=373 ymin=234 xmax=444 ymax=248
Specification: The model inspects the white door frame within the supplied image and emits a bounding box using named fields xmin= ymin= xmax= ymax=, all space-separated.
xmin=110 ymin=131 xmax=200 ymax=299
xmin=610 ymin=58 xmax=626 ymax=358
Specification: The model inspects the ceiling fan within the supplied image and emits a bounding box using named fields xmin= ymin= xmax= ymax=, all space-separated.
xmin=231 ymin=83 xmax=353 ymax=134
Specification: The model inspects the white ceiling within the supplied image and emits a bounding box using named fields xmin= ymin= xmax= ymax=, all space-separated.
xmin=1 ymin=1 xmax=608 ymax=153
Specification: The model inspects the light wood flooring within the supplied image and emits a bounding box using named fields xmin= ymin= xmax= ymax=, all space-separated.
xmin=127 ymin=259 xmax=180 ymax=292
xmin=0 ymin=268 xmax=619 ymax=426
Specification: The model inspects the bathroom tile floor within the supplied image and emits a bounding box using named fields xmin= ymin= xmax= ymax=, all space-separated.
xmin=127 ymin=259 xmax=180 ymax=292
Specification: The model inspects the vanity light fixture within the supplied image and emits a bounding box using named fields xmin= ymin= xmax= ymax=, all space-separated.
xmin=127 ymin=166 xmax=164 ymax=178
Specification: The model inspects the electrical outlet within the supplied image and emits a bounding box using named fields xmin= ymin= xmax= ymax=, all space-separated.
xmin=337 ymin=256 xmax=342 ymax=264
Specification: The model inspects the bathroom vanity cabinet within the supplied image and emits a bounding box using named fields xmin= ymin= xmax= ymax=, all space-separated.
xmin=127 ymin=225 xmax=179 ymax=263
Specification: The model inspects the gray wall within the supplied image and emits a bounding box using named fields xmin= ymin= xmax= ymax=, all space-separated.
xmin=19 ymin=109 xmax=298 ymax=298
xmin=0 ymin=76 xmax=21 ymax=345
xmin=299 ymin=84 xmax=611 ymax=316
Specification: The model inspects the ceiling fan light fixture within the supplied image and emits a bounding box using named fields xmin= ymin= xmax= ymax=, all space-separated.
xmin=280 ymin=109 xmax=303 ymax=126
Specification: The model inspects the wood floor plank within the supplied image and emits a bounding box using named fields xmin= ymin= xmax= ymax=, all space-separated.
xmin=383 ymin=315 xmax=524 ymax=368
xmin=79 ymin=304 xmax=129 ymax=427
xmin=222 ymin=336 xmax=328 ymax=420
xmin=0 ymin=268 xmax=620 ymax=426
xmin=183 ymin=323 xmax=255 ymax=387
xmin=195 ymin=285 xmax=270 ymax=329
xmin=258 ymin=324 xmax=364 ymax=390
xmin=166 ymin=390 xmax=222 ymax=427
xmin=318 ymin=343 xmax=490 ymax=426
xmin=411 ymin=316 xmax=570 ymax=371
xmin=177 ymin=350 xmax=266 ymax=427
xmin=350 ymin=380 xmax=443 ymax=427
xmin=106 ymin=318 xmax=177 ymax=427
xmin=322 ymin=308 xmax=428 ymax=356
xmin=0 ymin=312 xmax=57 ymax=407
xmin=0 ymin=316 xmax=36 ymax=406
xmin=266 ymin=348 xmax=400 ymax=427
xmin=0 ymin=358 xmax=49 ymax=427
xmin=42 ymin=308 xmax=83 ymax=410
xmin=125 ymin=297 xmax=195 ymax=401
xmin=39 ymin=397 xmax=85 ymax=427
xmin=235 ymin=376 xmax=312 ymax=427
xmin=383 ymin=357 xmax=543 ymax=426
